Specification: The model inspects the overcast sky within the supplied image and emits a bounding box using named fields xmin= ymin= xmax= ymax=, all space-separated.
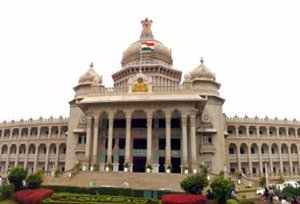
xmin=0 ymin=0 xmax=300 ymax=121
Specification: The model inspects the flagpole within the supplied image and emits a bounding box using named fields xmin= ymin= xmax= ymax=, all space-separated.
xmin=139 ymin=46 xmax=142 ymax=73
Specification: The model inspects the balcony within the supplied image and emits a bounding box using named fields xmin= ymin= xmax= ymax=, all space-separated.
xmin=199 ymin=145 xmax=215 ymax=154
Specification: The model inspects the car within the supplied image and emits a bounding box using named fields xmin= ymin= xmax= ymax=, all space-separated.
xmin=282 ymin=180 xmax=300 ymax=189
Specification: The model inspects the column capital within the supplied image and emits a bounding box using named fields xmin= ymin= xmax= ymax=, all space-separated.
xmin=108 ymin=111 xmax=115 ymax=119
xmin=164 ymin=109 xmax=172 ymax=119
xmin=146 ymin=110 xmax=154 ymax=118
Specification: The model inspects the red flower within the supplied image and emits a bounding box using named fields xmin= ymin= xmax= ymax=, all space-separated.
xmin=14 ymin=188 xmax=54 ymax=204
xmin=162 ymin=194 xmax=207 ymax=204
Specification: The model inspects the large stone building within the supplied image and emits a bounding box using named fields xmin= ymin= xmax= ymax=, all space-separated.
xmin=1 ymin=18 xmax=300 ymax=179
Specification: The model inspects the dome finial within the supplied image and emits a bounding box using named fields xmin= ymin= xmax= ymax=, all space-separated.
xmin=90 ymin=62 xmax=94 ymax=68
xmin=140 ymin=18 xmax=154 ymax=39
xmin=200 ymin=57 xmax=204 ymax=64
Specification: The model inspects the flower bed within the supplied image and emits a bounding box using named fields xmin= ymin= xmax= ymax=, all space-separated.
xmin=14 ymin=188 xmax=54 ymax=204
xmin=162 ymin=194 xmax=207 ymax=204
xmin=42 ymin=192 xmax=160 ymax=203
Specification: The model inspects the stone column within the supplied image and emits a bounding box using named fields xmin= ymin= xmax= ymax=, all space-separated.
xmin=125 ymin=110 xmax=132 ymax=163
xmin=92 ymin=116 xmax=100 ymax=164
xmin=268 ymin=146 xmax=273 ymax=177
xmin=84 ymin=116 xmax=93 ymax=168
xmin=14 ymin=145 xmax=20 ymax=168
xmin=146 ymin=110 xmax=153 ymax=164
xmin=44 ymin=144 xmax=50 ymax=172
xmin=258 ymin=144 xmax=263 ymax=176
xmin=278 ymin=143 xmax=283 ymax=173
xmin=181 ymin=114 xmax=188 ymax=165
xmin=33 ymin=145 xmax=38 ymax=173
xmin=248 ymin=146 xmax=253 ymax=177
xmin=288 ymin=144 xmax=293 ymax=176
xmin=55 ymin=143 xmax=59 ymax=170
xmin=165 ymin=110 xmax=171 ymax=166
xmin=190 ymin=113 xmax=197 ymax=166
xmin=107 ymin=112 xmax=114 ymax=164
xmin=237 ymin=143 xmax=241 ymax=171
xmin=5 ymin=144 xmax=10 ymax=171
xmin=24 ymin=144 xmax=29 ymax=170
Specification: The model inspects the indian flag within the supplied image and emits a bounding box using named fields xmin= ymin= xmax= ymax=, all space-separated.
xmin=141 ymin=41 xmax=154 ymax=52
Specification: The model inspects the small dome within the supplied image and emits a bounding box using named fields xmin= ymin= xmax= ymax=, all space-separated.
xmin=190 ymin=58 xmax=215 ymax=80
xmin=79 ymin=63 xmax=102 ymax=84
xmin=184 ymin=72 xmax=191 ymax=80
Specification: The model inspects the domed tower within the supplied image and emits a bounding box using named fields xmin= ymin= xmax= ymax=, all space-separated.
xmin=185 ymin=57 xmax=226 ymax=173
xmin=112 ymin=18 xmax=182 ymax=87
xmin=73 ymin=62 xmax=103 ymax=98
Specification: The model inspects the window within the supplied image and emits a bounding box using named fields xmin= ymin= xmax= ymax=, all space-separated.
xmin=251 ymin=148 xmax=255 ymax=154
xmin=78 ymin=134 xmax=86 ymax=144
xmin=229 ymin=148 xmax=235 ymax=154
xmin=119 ymin=138 xmax=125 ymax=149
xmin=202 ymin=134 xmax=212 ymax=145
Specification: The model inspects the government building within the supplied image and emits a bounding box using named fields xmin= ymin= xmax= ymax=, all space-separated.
xmin=1 ymin=18 xmax=300 ymax=179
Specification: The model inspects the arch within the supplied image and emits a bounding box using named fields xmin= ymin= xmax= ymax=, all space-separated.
xmin=40 ymin=126 xmax=49 ymax=136
xmin=49 ymin=143 xmax=57 ymax=154
xmin=250 ymin=143 xmax=259 ymax=154
xmin=238 ymin=126 xmax=246 ymax=136
xmin=60 ymin=126 xmax=68 ymax=137
xmin=38 ymin=144 xmax=47 ymax=154
xmin=59 ymin=143 xmax=66 ymax=155
xmin=239 ymin=143 xmax=248 ymax=154
xmin=281 ymin=144 xmax=288 ymax=154
xmin=279 ymin=127 xmax=287 ymax=136
xmin=228 ymin=143 xmax=237 ymax=154
xmin=288 ymin=128 xmax=296 ymax=137
xmin=1 ymin=144 xmax=8 ymax=154
xmin=12 ymin=128 xmax=19 ymax=137
xmin=261 ymin=143 xmax=269 ymax=154
xmin=51 ymin=126 xmax=59 ymax=136
xmin=21 ymin=128 xmax=29 ymax=137
xmin=28 ymin=144 xmax=36 ymax=154
xmin=30 ymin=127 xmax=38 ymax=136
xmin=269 ymin=126 xmax=277 ymax=136
xmin=19 ymin=144 xmax=26 ymax=154
xmin=227 ymin=125 xmax=236 ymax=136
xmin=248 ymin=126 xmax=257 ymax=136
xmin=10 ymin=144 xmax=17 ymax=154
xmin=3 ymin=129 xmax=10 ymax=137
xmin=291 ymin=144 xmax=298 ymax=154
xmin=259 ymin=126 xmax=267 ymax=136
xmin=271 ymin=143 xmax=279 ymax=154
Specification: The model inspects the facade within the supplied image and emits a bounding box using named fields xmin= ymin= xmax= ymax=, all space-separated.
xmin=0 ymin=18 xmax=299 ymax=178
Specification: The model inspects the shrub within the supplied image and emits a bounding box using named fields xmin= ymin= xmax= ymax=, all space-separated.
xmin=26 ymin=172 xmax=43 ymax=189
xmin=14 ymin=188 xmax=54 ymax=204
xmin=180 ymin=173 xmax=208 ymax=194
xmin=226 ymin=199 xmax=239 ymax=204
xmin=8 ymin=167 xmax=28 ymax=191
xmin=259 ymin=176 xmax=266 ymax=187
xmin=210 ymin=174 xmax=234 ymax=204
xmin=240 ymin=199 xmax=256 ymax=204
xmin=0 ymin=179 xmax=15 ymax=199
xmin=162 ymin=194 xmax=207 ymax=204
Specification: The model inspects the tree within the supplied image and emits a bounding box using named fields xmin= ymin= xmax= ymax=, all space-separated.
xmin=210 ymin=174 xmax=234 ymax=204
xmin=8 ymin=167 xmax=28 ymax=191
xmin=180 ymin=173 xmax=209 ymax=194
xmin=25 ymin=171 xmax=43 ymax=189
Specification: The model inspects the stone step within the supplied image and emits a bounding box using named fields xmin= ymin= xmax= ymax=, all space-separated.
xmin=43 ymin=171 xmax=188 ymax=192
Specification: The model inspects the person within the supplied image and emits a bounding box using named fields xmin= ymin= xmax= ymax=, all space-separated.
xmin=279 ymin=195 xmax=289 ymax=204
xmin=206 ymin=189 xmax=213 ymax=199
xmin=0 ymin=176 xmax=3 ymax=186
xmin=230 ymin=187 xmax=239 ymax=201
xmin=122 ymin=180 xmax=129 ymax=188
xmin=291 ymin=196 xmax=299 ymax=204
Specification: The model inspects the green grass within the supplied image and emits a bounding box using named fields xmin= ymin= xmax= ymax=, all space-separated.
xmin=0 ymin=200 xmax=18 ymax=204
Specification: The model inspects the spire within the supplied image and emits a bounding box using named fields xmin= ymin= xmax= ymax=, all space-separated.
xmin=200 ymin=57 xmax=204 ymax=64
xmin=140 ymin=18 xmax=154 ymax=40
xmin=90 ymin=62 xmax=94 ymax=68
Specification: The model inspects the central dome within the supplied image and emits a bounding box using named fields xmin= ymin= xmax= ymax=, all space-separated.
xmin=121 ymin=18 xmax=173 ymax=67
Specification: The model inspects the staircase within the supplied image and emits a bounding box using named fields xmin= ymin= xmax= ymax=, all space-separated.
xmin=43 ymin=171 xmax=188 ymax=192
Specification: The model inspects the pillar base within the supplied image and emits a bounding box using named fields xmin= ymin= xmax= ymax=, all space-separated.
xmin=113 ymin=163 xmax=119 ymax=172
